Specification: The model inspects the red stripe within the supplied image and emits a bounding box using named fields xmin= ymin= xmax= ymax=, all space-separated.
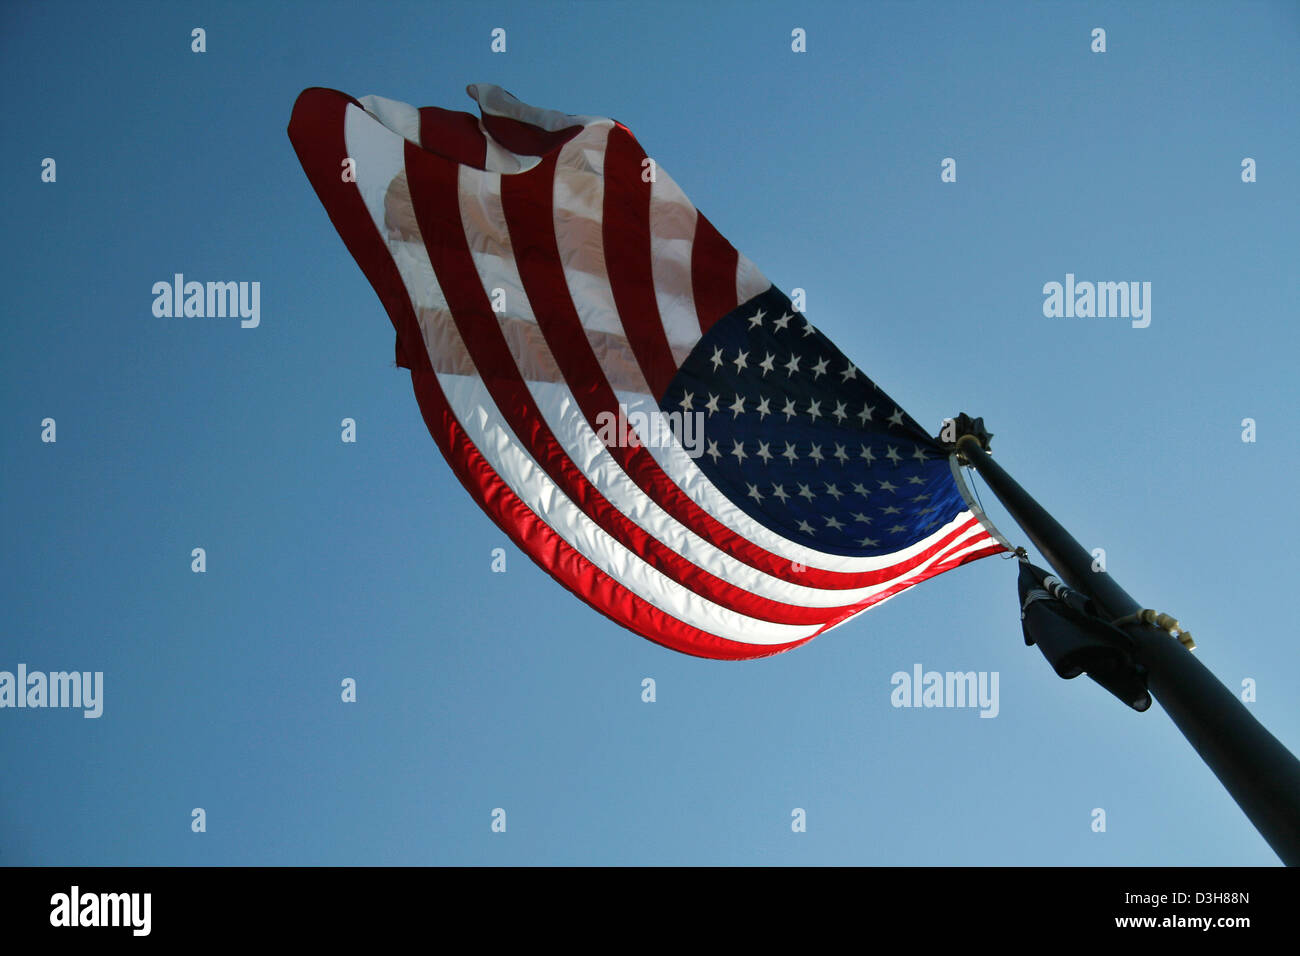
xmin=811 ymin=541 xmax=1008 ymax=637
xmin=691 ymin=212 xmax=739 ymax=335
xmin=482 ymin=113 xmax=583 ymax=158
xmin=287 ymin=87 xmax=810 ymax=659
xmin=418 ymin=106 xmax=487 ymax=169
xmin=601 ymin=125 xmax=679 ymax=399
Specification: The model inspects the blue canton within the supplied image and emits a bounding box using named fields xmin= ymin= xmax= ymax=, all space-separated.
xmin=660 ymin=286 xmax=966 ymax=557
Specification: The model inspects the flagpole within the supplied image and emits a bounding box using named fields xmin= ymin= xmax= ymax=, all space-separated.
xmin=952 ymin=427 xmax=1300 ymax=865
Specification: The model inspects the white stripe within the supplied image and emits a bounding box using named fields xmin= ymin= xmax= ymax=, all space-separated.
xmin=481 ymin=134 xmax=539 ymax=174
xmin=467 ymin=83 xmax=603 ymax=132
xmin=648 ymin=175 xmax=703 ymax=354
xmin=735 ymin=251 xmax=769 ymax=306
xmin=344 ymin=104 xmax=407 ymax=245
xmin=932 ymin=537 xmax=1000 ymax=567
xmin=357 ymin=95 xmax=421 ymax=143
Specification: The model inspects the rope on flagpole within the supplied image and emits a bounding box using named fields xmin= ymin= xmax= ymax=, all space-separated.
xmin=943 ymin=413 xmax=1020 ymax=556
xmin=965 ymin=466 xmax=1023 ymax=559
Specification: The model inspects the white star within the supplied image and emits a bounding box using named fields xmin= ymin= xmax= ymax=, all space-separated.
xmin=811 ymin=357 xmax=829 ymax=380
xmin=824 ymin=516 xmax=844 ymax=530
xmin=858 ymin=536 xmax=880 ymax=547
xmin=841 ymin=362 xmax=858 ymax=383
xmin=756 ymin=441 xmax=773 ymax=464
xmin=706 ymin=440 xmax=721 ymax=464
xmin=747 ymin=308 xmax=766 ymax=330
xmin=882 ymin=505 xmax=902 ymax=515
xmin=731 ymin=440 xmax=747 ymax=463
xmin=755 ymin=396 xmax=771 ymax=420
xmin=797 ymin=483 xmax=816 ymax=501
xmin=852 ymin=512 xmax=872 ymax=524
xmin=852 ymin=483 xmax=871 ymax=498
xmin=677 ymin=391 xmax=694 ymax=411
xmin=917 ymin=506 xmax=934 ymax=515
xmin=772 ymin=484 xmax=790 ymax=503
xmin=879 ymin=480 xmax=898 ymax=493
xmin=782 ymin=398 xmax=799 ymax=422
xmin=782 ymin=442 xmax=799 ymax=464
xmin=857 ymin=404 xmax=876 ymax=425
xmin=784 ymin=354 xmax=802 ymax=375
xmin=912 ymin=445 xmax=928 ymax=463
xmin=729 ymin=394 xmax=746 ymax=418
xmin=885 ymin=445 xmax=902 ymax=465
xmin=758 ymin=352 xmax=776 ymax=376
xmin=746 ymin=483 xmax=764 ymax=503
xmin=825 ymin=483 xmax=844 ymax=500
xmin=888 ymin=524 xmax=908 ymax=535
xmin=709 ymin=346 xmax=725 ymax=372
xmin=911 ymin=493 xmax=931 ymax=503
xmin=704 ymin=393 xmax=720 ymax=416
xmin=732 ymin=350 xmax=749 ymax=372
xmin=801 ymin=318 xmax=817 ymax=337
xmin=832 ymin=401 xmax=848 ymax=424
xmin=860 ymin=445 xmax=876 ymax=464
xmin=888 ymin=408 xmax=905 ymax=428
xmin=833 ymin=443 xmax=849 ymax=465
xmin=906 ymin=476 xmax=926 ymax=485
xmin=797 ymin=520 xmax=815 ymax=535
xmin=806 ymin=399 xmax=822 ymax=422
xmin=773 ymin=311 xmax=794 ymax=331
xmin=808 ymin=443 xmax=825 ymax=465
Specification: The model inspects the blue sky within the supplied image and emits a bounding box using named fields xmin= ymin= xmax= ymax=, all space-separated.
xmin=2 ymin=0 xmax=1297 ymax=865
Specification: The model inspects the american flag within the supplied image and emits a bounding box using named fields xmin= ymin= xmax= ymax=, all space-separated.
xmin=288 ymin=84 xmax=1008 ymax=660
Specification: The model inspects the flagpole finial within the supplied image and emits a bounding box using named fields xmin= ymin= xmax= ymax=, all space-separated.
xmin=943 ymin=413 xmax=994 ymax=463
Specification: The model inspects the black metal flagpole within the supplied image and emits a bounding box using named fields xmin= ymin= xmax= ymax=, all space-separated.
xmin=950 ymin=418 xmax=1300 ymax=865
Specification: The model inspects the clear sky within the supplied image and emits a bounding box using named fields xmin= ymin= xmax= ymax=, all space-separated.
xmin=2 ymin=0 xmax=1297 ymax=865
